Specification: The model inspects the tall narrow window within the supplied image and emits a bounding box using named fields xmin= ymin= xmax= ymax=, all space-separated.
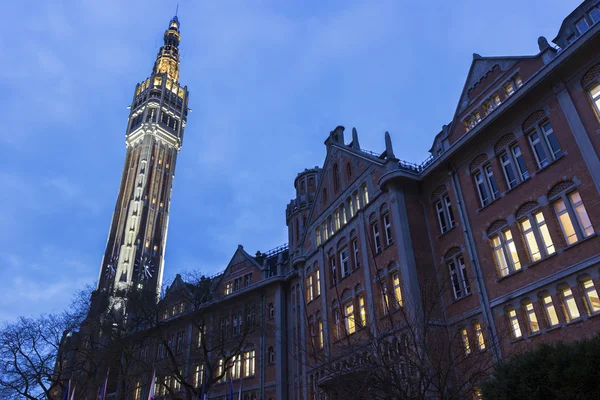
xmin=217 ymin=358 xmax=225 ymax=382
xmin=500 ymin=152 xmax=518 ymax=189
xmin=474 ymin=322 xmax=485 ymax=350
xmin=582 ymin=278 xmax=600 ymax=314
xmin=535 ymin=212 xmax=555 ymax=255
xmin=330 ymin=256 xmax=337 ymax=285
xmin=461 ymin=328 xmax=471 ymax=355
xmin=354 ymin=191 xmax=361 ymax=212
xmin=542 ymin=295 xmax=560 ymax=327
xmin=348 ymin=197 xmax=355 ymax=218
xmin=373 ymin=222 xmax=382 ymax=253
xmin=362 ymin=184 xmax=369 ymax=205
xmin=520 ymin=218 xmax=542 ymax=262
xmin=508 ymin=309 xmax=522 ymax=339
xmin=541 ymin=122 xmax=562 ymax=159
xmin=352 ymin=239 xmax=360 ymax=269
xmin=570 ymin=191 xmax=594 ymax=237
xmin=504 ymin=81 xmax=515 ymax=97
xmin=529 ymin=131 xmax=549 ymax=168
xmin=333 ymin=164 xmax=340 ymax=192
xmin=315 ymin=268 xmax=321 ymax=296
xmin=524 ymin=302 xmax=539 ymax=333
xmin=340 ymin=248 xmax=350 ymax=278
xmin=194 ymin=365 xmax=204 ymax=388
xmin=435 ymin=195 xmax=455 ymax=233
xmin=244 ymin=350 xmax=256 ymax=377
xmin=436 ymin=200 xmax=448 ymax=233
xmin=318 ymin=318 xmax=324 ymax=349
xmin=491 ymin=229 xmax=521 ymax=277
xmin=334 ymin=309 xmax=341 ymax=340
xmin=341 ymin=205 xmax=347 ymax=225
xmin=511 ymin=145 xmax=529 ymax=180
xmin=554 ymin=199 xmax=579 ymax=245
xmin=306 ymin=275 xmax=314 ymax=302
xmin=383 ymin=214 xmax=393 ymax=245
xmin=485 ymin=165 xmax=499 ymax=200
xmin=474 ymin=171 xmax=489 ymax=207
xmin=334 ymin=210 xmax=340 ymax=231
xmin=392 ymin=273 xmax=403 ymax=307
xmin=588 ymin=84 xmax=600 ymax=116
xmin=358 ymin=295 xmax=367 ymax=326
xmin=381 ymin=282 xmax=390 ymax=315
xmin=344 ymin=302 xmax=355 ymax=335
xmin=528 ymin=121 xmax=561 ymax=168
xmin=315 ymin=228 xmax=321 ymax=246
xmin=448 ymin=255 xmax=471 ymax=300
xmin=561 ymin=287 xmax=581 ymax=322
xmin=232 ymin=354 xmax=241 ymax=379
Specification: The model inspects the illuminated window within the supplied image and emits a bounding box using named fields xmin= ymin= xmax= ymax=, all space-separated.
xmin=553 ymin=190 xmax=593 ymax=246
xmin=244 ymin=350 xmax=256 ymax=377
xmin=322 ymin=221 xmax=328 ymax=241
xmin=348 ymin=197 xmax=355 ymax=218
xmin=232 ymin=354 xmax=241 ymax=379
xmin=134 ymin=382 xmax=142 ymax=400
xmin=340 ymin=248 xmax=350 ymax=277
xmin=474 ymin=322 xmax=485 ymax=350
xmin=381 ymin=281 xmax=390 ymax=315
xmin=315 ymin=268 xmax=321 ymax=297
xmin=362 ymin=184 xmax=369 ymax=206
xmin=225 ymin=282 xmax=233 ymax=295
xmin=340 ymin=205 xmax=347 ymax=225
xmin=581 ymin=278 xmax=600 ymax=314
xmin=194 ymin=364 xmax=204 ymax=388
xmin=588 ymin=84 xmax=600 ymax=118
xmin=334 ymin=210 xmax=340 ymax=231
xmin=461 ymin=328 xmax=471 ymax=355
xmin=491 ymin=229 xmax=521 ymax=277
xmin=306 ymin=274 xmax=314 ymax=302
xmin=318 ymin=318 xmax=324 ymax=349
xmin=560 ymin=287 xmax=581 ymax=322
xmin=358 ymin=295 xmax=367 ymax=327
xmin=524 ymin=302 xmax=539 ymax=333
xmin=217 ymin=358 xmax=225 ymax=382
xmin=315 ymin=228 xmax=321 ymax=246
xmin=392 ymin=273 xmax=403 ymax=307
xmin=474 ymin=387 xmax=483 ymax=400
xmin=492 ymin=93 xmax=502 ymax=107
xmin=448 ymin=255 xmax=471 ymax=300
xmin=570 ymin=191 xmax=594 ymax=237
xmin=520 ymin=218 xmax=541 ymax=262
xmin=344 ymin=302 xmax=355 ymax=335
xmin=354 ymin=191 xmax=361 ymax=212
xmin=504 ymin=81 xmax=515 ymax=97
xmin=542 ymin=294 xmax=559 ymax=327
xmin=507 ymin=309 xmax=522 ymax=339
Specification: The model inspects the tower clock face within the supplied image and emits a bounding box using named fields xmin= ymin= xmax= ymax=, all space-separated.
xmin=134 ymin=254 xmax=155 ymax=281
xmin=105 ymin=254 xmax=118 ymax=280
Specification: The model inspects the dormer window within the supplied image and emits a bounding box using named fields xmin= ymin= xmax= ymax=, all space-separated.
xmin=514 ymin=75 xmax=523 ymax=88
xmin=590 ymin=7 xmax=600 ymax=23
xmin=472 ymin=111 xmax=482 ymax=124
xmin=576 ymin=17 xmax=590 ymax=34
xmin=504 ymin=81 xmax=515 ymax=97
xmin=483 ymin=101 xmax=494 ymax=116
xmin=492 ymin=93 xmax=502 ymax=107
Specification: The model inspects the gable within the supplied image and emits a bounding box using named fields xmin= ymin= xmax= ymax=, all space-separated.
xmin=456 ymin=57 xmax=519 ymax=116
xmin=214 ymin=246 xmax=262 ymax=296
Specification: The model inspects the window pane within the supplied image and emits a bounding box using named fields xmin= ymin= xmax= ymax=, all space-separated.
xmin=486 ymin=166 xmax=499 ymax=199
xmin=461 ymin=328 xmax=471 ymax=355
xmin=393 ymin=273 xmax=403 ymax=307
xmin=501 ymin=153 xmax=518 ymax=188
xmin=504 ymin=229 xmax=521 ymax=270
xmin=492 ymin=235 xmax=509 ymax=277
xmin=576 ymin=17 xmax=590 ymax=34
xmin=512 ymin=145 xmax=529 ymax=180
xmin=474 ymin=322 xmax=485 ymax=350
xmin=525 ymin=302 xmax=539 ymax=333
xmin=583 ymin=279 xmax=600 ymax=313
xmin=590 ymin=8 xmax=600 ymax=23
xmin=508 ymin=309 xmax=522 ymax=338
xmin=569 ymin=192 xmax=594 ymax=237
xmin=529 ymin=132 xmax=549 ymax=167
xmin=448 ymin=260 xmax=461 ymax=299
xmin=521 ymin=218 xmax=541 ymax=262
xmin=562 ymin=287 xmax=581 ymax=321
xmin=543 ymin=295 xmax=560 ymax=326
xmin=554 ymin=199 xmax=578 ymax=244
xmin=475 ymin=172 xmax=489 ymax=206
xmin=542 ymin=123 xmax=562 ymax=159
xmin=535 ymin=212 xmax=555 ymax=255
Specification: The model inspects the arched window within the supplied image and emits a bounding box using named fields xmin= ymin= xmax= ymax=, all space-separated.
xmin=523 ymin=110 xmax=562 ymax=168
xmin=582 ymin=63 xmax=600 ymax=120
xmin=333 ymin=164 xmax=341 ymax=192
xmin=548 ymin=181 xmax=594 ymax=245
xmin=487 ymin=220 xmax=521 ymax=277
xmin=515 ymin=201 xmax=555 ymax=262
xmin=361 ymin=183 xmax=369 ymax=205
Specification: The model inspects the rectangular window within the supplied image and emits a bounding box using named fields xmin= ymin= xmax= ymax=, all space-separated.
xmin=354 ymin=192 xmax=360 ymax=212
xmin=322 ymin=221 xmax=328 ymax=241
xmin=358 ymin=295 xmax=367 ymax=327
xmin=449 ymin=259 xmax=462 ymax=299
xmin=244 ymin=350 xmax=256 ymax=377
xmin=535 ymin=212 xmax=555 ymax=255
xmin=232 ymin=354 xmax=241 ymax=379
xmin=500 ymin=152 xmax=518 ymax=189
xmin=461 ymin=328 xmax=471 ymax=355
xmin=570 ymin=191 xmax=594 ymax=237
xmin=582 ymin=278 xmax=600 ymax=314
xmin=349 ymin=198 xmax=355 ymax=217
xmin=542 ymin=295 xmax=560 ymax=327
xmin=554 ymin=199 xmax=578 ymax=245
xmin=316 ymin=228 xmax=321 ymax=246
xmin=362 ymin=184 xmax=369 ymax=205
xmin=492 ymin=235 xmax=509 ymax=277
xmin=511 ymin=145 xmax=529 ymax=180
xmin=483 ymin=100 xmax=493 ymax=115
xmin=448 ymin=256 xmax=470 ymax=300
xmin=315 ymin=269 xmax=321 ymax=296
xmin=334 ymin=210 xmax=340 ymax=231
xmin=384 ymin=214 xmax=393 ymax=245
xmin=344 ymin=302 xmax=355 ymax=335
xmin=576 ymin=17 xmax=590 ymax=34
xmin=194 ymin=364 xmax=204 ymax=388
xmin=334 ymin=309 xmax=341 ymax=340
xmin=176 ymin=331 xmax=184 ymax=354
xmin=306 ymin=275 xmax=314 ymax=302
xmin=392 ymin=273 xmax=403 ymax=307
xmin=504 ymin=81 xmax=515 ymax=97
xmin=217 ymin=358 xmax=225 ymax=382
xmin=330 ymin=256 xmax=337 ymax=285
xmin=318 ymin=319 xmax=324 ymax=349
xmin=436 ymin=200 xmax=448 ymax=233
xmin=225 ymin=282 xmax=233 ymax=295
xmin=541 ymin=122 xmax=562 ymax=159
xmin=485 ymin=165 xmax=499 ymax=200
xmin=514 ymin=75 xmax=523 ymax=88
xmin=352 ymin=239 xmax=360 ymax=269
xmin=525 ymin=302 xmax=539 ymax=333
xmin=529 ymin=131 xmax=549 ymax=168
xmin=381 ymin=282 xmax=390 ymax=315
xmin=492 ymin=93 xmax=502 ymax=107
xmin=474 ymin=172 xmax=489 ymax=207
xmin=373 ymin=222 xmax=382 ymax=253
xmin=508 ymin=309 xmax=522 ymax=339
xmin=504 ymin=229 xmax=521 ymax=270
xmin=445 ymin=195 xmax=456 ymax=228
xmin=474 ymin=322 xmax=485 ymax=350
xmin=590 ymin=7 xmax=600 ymax=23
xmin=590 ymin=84 xmax=600 ymax=116
xmin=520 ymin=218 xmax=541 ymax=262
xmin=561 ymin=287 xmax=581 ymax=322
xmin=340 ymin=248 xmax=350 ymax=278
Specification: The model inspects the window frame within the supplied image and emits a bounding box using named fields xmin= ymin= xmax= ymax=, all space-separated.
xmin=473 ymin=163 xmax=499 ymax=207
xmin=507 ymin=308 xmax=522 ymax=339
xmin=340 ymin=247 xmax=350 ymax=278
xmin=383 ymin=213 xmax=393 ymax=245
xmin=552 ymin=189 xmax=594 ymax=245
xmin=523 ymin=301 xmax=540 ymax=334
xmin=474 ymin=322 xmax=485 ymax=351
xmin=448 ymin=254 xmax=471 ymax=300
xmin=343 ymin=301 xmax=356 ymax=335
xmin=372 ymin=221 xmax=382 ymax=253
xmin=541 ymin=294 xmax=560 ymax=327
xmin=581 ymin=277 xmax=600 ymax=315
xmin=490 ymin=227 xmax=521 ymax=277
xmin=527 ymin=120 xmax=562 ymax=169
xmin=392 ymin=272 xmax=403 ymax=308
xmin=560 ymin=286 xmax=581 ymax=322
xmin=519 ymin=210 xmax=555 ymax=263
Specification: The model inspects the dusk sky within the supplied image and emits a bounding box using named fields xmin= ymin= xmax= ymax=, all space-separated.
xmin=0 ymin=0 xmax=581 ymax=322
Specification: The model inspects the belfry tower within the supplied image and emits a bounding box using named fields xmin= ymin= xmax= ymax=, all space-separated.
xmin=97 ymin=15 xmax=189 ymax=302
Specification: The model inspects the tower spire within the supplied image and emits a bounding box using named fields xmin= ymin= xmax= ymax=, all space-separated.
xmin=153 ymin=15 xmax=181 ymax=82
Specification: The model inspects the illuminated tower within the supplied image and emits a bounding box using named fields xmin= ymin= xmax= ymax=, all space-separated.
xmin=97 ymin=15 xmax=189 ymax=301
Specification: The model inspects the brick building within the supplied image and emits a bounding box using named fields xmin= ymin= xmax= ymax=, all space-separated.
xmin=59 ymin=1 xmax=600 ymax=399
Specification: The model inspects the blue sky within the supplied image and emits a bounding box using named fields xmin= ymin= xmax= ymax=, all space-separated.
xmin=0 ymin=0 xmax=580 ymax=322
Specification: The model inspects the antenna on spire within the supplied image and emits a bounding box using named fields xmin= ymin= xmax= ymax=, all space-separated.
xmin=175 ymin=3 xmax=179 ymax=17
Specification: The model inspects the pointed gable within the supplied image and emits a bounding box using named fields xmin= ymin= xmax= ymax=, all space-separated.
xmin=214 ymin=245 xmax=263 ymax=298
xmin=455 ymin=55 xmax=520 ymax=116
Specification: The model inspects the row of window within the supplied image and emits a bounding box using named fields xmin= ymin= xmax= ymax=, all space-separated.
xmin=464 ymin=74 xmax=523 ymax=132
xmin=224 ymin=273 xmax=253 ymax=295
xmin=315 ymin=183 xmax=369 ymax=246
xmin=471 ymin=117 xmax=561 ymax=209
xmin=219 ymin=308 xmax=256 ymax=338
xmin=506 ymin=277 xmax=600 ymax=340
xmin=329 ymin=238 xmax=360 ymax=285
xmin=305 ymin=267 xmax=321 ymax=302
xmin=567 ymin=5 xmax=600 ymax=43
xmin=490 ymin=190 xmax=594 ymax=278
xmin=156 ymin=331 xmax=186 ymax=359
xmin=161 ymin=301 xmax=185 ymax=320
xmin=216 ymin=350 xmax=257 ymax=382
xmin=323 ymin=163 xmax=354 ymax=204
xmin=332 ymin=293 xmax=368 ymax=340
xmin=460 ymin=321 xmax=486 ymax=355
xmin=371 ymin=212 xmax=393 ymax=253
